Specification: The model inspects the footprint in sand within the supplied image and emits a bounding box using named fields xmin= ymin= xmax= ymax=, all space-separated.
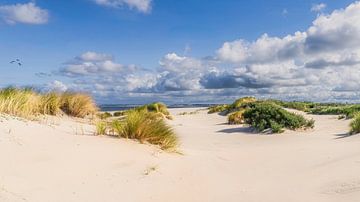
xmin=0 ymin=184 xmax=27 ymax=201
xmin=322 ymin=179 xmax=360 ymax=195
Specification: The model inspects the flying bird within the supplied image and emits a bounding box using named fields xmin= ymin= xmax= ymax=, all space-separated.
xmin=10 ymin=59 xmax=22 ymax=66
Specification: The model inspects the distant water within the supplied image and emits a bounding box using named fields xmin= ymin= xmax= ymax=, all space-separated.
xmin=100 ymin=104 xmax=217 ymax=112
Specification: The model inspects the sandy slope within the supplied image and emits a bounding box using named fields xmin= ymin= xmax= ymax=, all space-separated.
xmin=0 ymin=108 xmax=360 ymax=202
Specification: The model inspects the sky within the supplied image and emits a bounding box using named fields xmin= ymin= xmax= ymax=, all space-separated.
xmin=0 ymin=0 xmax=359 ymax=104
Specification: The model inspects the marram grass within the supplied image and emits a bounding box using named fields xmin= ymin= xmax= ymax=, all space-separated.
xmin=0 ymin=87 xmax=98 ymax=118
xmin=97 ymin=109 xmax=178 ymax=151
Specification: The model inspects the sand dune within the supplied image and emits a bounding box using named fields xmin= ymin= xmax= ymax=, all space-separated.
xmin=1 ymin=108 xmax=360 ymax=202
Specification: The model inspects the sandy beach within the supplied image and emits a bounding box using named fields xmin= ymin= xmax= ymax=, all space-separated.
xmin=1 ymin=108 xmax=360 ymax=202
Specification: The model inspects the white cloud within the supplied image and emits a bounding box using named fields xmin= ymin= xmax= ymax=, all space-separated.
xmin=311 ymin=3 xmax=327 ymax=12
xmin=45 ymin=80 xmax=68 ymax=92
xmin=60 ymin=51 xmax=138 ymax=76
xmin=0 ymin=2 xmax=49 ymax=25
xmin=94 ymin=0 xmax=152 ymax=13
xmin=56 ymin=2 xmax=360 ymax=103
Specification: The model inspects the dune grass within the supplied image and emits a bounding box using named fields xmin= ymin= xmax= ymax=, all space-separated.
xmin=350 ymin=115 xmax=360 ymax=134
xmin=135 ymin=102 xmax=173 ymax=120
xmin=60 ymin=92 xmax=98 ymax=118
xmin=0 ymin=87 xmax=98 ymax=118
xmin=97 ymin=109 xmax=177 ymax=151
xmin=228 ymin=110 xmax=245 ymax=125
xmin=208 ymin=104 xmax=229 ymax=114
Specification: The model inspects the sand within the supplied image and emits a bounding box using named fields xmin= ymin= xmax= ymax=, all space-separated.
xmin=0 ymin=108 xmax=360 ymax=202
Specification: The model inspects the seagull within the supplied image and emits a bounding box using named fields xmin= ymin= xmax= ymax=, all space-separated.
xmin=10 ymin=59 xmax=22 ymax=66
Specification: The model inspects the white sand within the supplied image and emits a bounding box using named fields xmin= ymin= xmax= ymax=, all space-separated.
xmin=1 ymin=108 xmax=360 ymax=202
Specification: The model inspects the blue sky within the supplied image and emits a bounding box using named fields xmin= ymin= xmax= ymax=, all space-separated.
xmin=1 ymin=0 xmax=360 ymax=104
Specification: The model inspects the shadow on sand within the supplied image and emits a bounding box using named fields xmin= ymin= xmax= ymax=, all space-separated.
xmin=334 ymin=132 xmax=357 ymax=139
xmin=217 ymin=127 xmax=257 ymax=134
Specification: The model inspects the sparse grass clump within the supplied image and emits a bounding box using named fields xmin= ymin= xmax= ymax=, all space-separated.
xmin=113 ymin=111 xmax=126 ymax=117
xmin=243 ymin=102 xmax=314 ymax=133
xmin=98 ymin=112 xmax=112 ymax=119
xmin=229 ymin=97 xmax=257 ymax=110
xmin=135 ymin=102 xmax=173 ymax=119
xmin=111 ymin=110 xmax=177 ymax=150
xmin=96 ymin=121 xmax=107 ymax=135
xmin=228 ymin=110 xmax=245 ymax=124
xmin=350 ymin=115 xmax=360 ymax=134
xmin=208 ymin=104 xmax=229 ymax=114
xmin=0 ymin=87 xmax=98 ymax=118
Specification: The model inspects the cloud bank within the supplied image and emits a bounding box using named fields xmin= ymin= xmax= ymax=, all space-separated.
xmin=56 ymin=1 xmax=360 ymax=103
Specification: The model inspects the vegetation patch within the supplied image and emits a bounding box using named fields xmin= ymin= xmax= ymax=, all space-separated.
xmin=0 ymin=87 xmax=98 ymax=118
xmin=242 ymin=102 xmax=314 ymax=133
xmin=135 ymin=102 xmax=173 ymax=120
xmin=350 ymin=115 xmax=360 ymax=134
xmin=208 ymin=104 xmax=229 ymax=114
xmin=97 ymin=109 xmax=177 ymax=151
xmin=228 ymin=110 xmax=245 ymax=125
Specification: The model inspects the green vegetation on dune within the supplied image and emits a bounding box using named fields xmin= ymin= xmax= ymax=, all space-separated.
xmin=228 ymin=110 xmax=245 ymax=125
xmin=211 ymin=97 xmax=314 ymax=133
xmin=350 ymin=115 xmax=360 ymax=134
xmin=208 ymin=104 xmax=229 ymax=114
xmin=96 ymin=103 xmax=178 ymax=151
xmin=243 ymin=102 xmax=314 ymax=133
xmin=135 ymin=102 xmax=173 ymax=120
xmin=0 ymin=87 xmax=98 ymax=118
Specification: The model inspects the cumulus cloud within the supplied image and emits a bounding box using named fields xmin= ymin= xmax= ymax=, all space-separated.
xmin=60 ymin=51 xmax=139 ymax=77
xmin=311 ymin=3 xmax=327 ymax=12
xmin=214 ymin=1 xmax=360 ymax=99
xmin=0 ymin=2 xmax=49 ymax=25
xmin=56 ymin=1 xmax=360 ymax=103
xmin=45 ymin=80 xmax=68 ymax=92
xmin=94 ymin=0 xmax=152 ymax=13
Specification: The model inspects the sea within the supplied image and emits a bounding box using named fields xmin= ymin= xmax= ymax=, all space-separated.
xmin=99 ymin=104 xmax=217 ymax=112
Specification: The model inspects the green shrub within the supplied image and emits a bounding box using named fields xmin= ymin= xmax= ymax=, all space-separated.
xmin=243 ymin=102 xmax=314 ymax=133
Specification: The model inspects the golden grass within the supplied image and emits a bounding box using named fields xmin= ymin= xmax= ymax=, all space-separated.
xmin=0 ymin=87 xmax=98 ymax=118
xmin=98 ymin=109 xmax=178 ymax=151
xmin=228 ymin=110 xmax=245 ymax=124
xmin=60 ymin=92 xmax=98 ymax=118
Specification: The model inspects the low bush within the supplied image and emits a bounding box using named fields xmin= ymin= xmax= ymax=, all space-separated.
xmin=243 ymin=102 xmax=314 ymax=133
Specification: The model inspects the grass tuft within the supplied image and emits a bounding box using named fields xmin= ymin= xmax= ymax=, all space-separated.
xmin=350 ymin=115 xmax=360 ymax=134
xmin=99 ymin=109 xmax=178 ymax=151
xmin=0 ymin=87 xmax=98 ymax=118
